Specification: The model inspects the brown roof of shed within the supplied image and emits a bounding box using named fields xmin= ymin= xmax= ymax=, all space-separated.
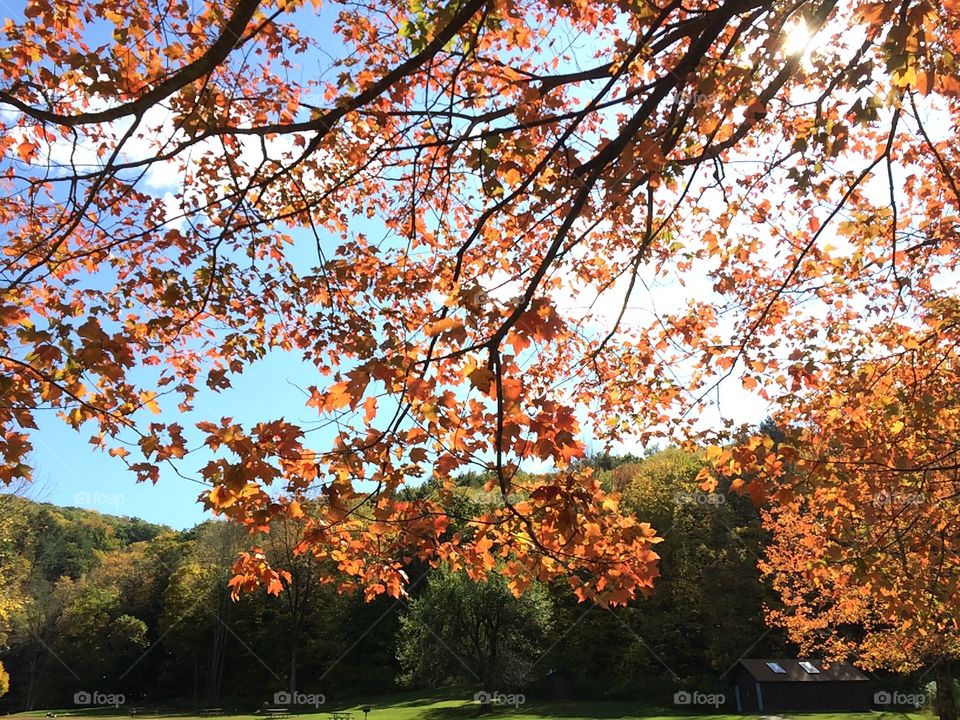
xmin=736 ymin=659 xmax=869 ymax=683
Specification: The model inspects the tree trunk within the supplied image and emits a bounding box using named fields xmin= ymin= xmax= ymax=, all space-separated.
xmin=25 ymin=652 xmax=38 ymax=711
xmin=209 ymin=589 xmax=232 ymax=702
xmin=935 ymin=660 xmax=957 ymax=720
xmin=289 ymin=618 xmax=300 ymax=696
xmin=209 ymin=616 xmax=227 ymax=701
xmin=477 ymin=670 xmax=494 ymax=715
xmin=212 ymin=624 xmax=226 ymax=700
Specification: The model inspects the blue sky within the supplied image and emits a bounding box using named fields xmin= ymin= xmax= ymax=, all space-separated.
xmin=26 ymin=345 xmax=330 ymax=528
xmin=4 ymin=3 xmax=355 ymax=529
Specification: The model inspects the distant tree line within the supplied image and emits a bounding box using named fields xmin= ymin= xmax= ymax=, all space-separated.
xmin=0 ymin=449 xmax=791 ymax=711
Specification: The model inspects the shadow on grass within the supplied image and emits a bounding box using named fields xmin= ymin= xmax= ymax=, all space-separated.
xmin=18 ymin=711 xmax=256 ymax=719
xmin=365 ymin=692 xmax=466 ymax=709
xmin=16 ymin=697 xmax=934 ymax=720
xmin=414 ymin=699 xmax=733 ymax=720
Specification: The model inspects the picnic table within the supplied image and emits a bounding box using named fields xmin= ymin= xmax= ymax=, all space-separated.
xmin=200 ymin=709 xmax=224 ymax=717
xmin=265 ymin=708 xmax=290 ymax=718
xmin=330 ymin=713 xmax=353 ymax=720
xmin=128 ymin=708 xmax=146 ymax=717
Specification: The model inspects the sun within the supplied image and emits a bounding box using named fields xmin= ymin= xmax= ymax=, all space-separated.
xmin=783 ymin=18 xmax=813 ymax=57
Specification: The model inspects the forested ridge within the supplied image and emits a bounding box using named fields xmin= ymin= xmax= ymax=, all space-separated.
xmin=0 ymin=449 xmax=795 ymax=711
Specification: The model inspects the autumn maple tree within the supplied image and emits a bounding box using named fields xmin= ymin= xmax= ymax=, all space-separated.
xmin=2 ymin=0 xmax=960 ymax=686
xmin=701 ymin=301 xmax=960 ymax=718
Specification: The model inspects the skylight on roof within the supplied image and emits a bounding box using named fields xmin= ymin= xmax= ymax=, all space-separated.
xmin=799 ymin=661 xmax=820 ymax=674
xmin=766 ymin=662 xmax=786 ymax=674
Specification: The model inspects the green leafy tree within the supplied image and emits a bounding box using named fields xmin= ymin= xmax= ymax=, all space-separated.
xmin=9 ymin=575 xmax=73 ymax=710
xmin=528 ymin=449 xmax=778 ymax=699
xmin=262 ymin=516 xmax=326 ymax=697
xmin=397 ymin=568 xmax=551 ymax=693
xmin=616 ymin=448 xmax=779 ymax=673
xmin=0 ymin=495 xmax=29 ymax=673
xmin=159 ymin=521 xmax=272 ymax=703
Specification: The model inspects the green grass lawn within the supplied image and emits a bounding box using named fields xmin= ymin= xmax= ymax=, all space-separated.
xmin=11 ymin=690 xmax=933 ymax=720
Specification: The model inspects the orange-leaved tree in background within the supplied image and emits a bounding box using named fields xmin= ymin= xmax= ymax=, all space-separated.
xmin=1 ymin=0 xmax=959 ymax=655
xmin=701 ymin=298 xmax=960 ymax=717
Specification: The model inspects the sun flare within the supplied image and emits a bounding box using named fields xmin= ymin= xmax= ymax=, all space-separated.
xmin=783 ymin=18 xmax=813 ymax=57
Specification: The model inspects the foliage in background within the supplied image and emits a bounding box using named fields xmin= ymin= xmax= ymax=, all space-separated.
xmin=0 ymin=450 xmax=789 ymax=710
xmin=397 ymin=568 xmax=552 ymax=691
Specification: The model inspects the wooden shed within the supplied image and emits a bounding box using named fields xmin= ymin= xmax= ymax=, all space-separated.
xmin=731 ymin=659 xmax=870 ymax=713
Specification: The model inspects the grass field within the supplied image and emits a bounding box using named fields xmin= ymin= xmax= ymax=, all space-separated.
xmin=10 ymin=690 xmax=934 ymax=720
